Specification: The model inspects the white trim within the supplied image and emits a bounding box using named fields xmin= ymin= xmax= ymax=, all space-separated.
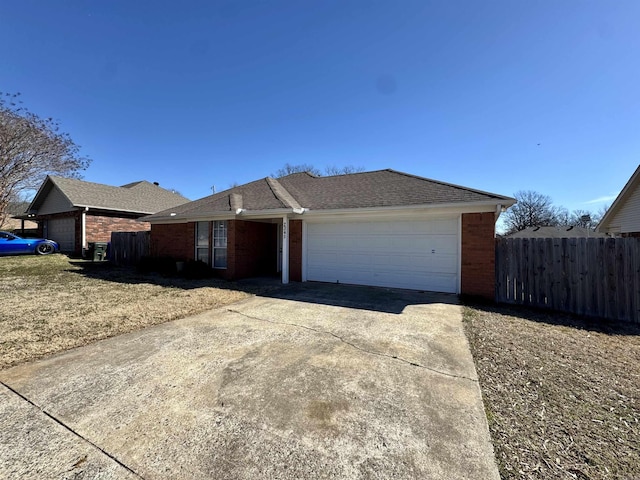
xmin=301 ymin=201 xmax=513 ymax=219
xmin=281 ymin=216 xmax=289 ymax=284
xmin=81 ymin=209 xmax=87 ymax=251
xmin=145 ymin=201 xmax=513 ymax=224
xmin=74 ymin=204 xmax=155 ymax=215
xmin=147 ymin=208 xmax=294 ymax=224
xmin=303 ymin=210 xmax=468 ymax=225
xmin=301 ymin=220 xmax=308 ymax=281
xmin=211 ymin=220 xmax=228 ymax=269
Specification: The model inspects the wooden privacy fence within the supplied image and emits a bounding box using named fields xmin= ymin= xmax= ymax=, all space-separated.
xmin=495 ymin=237 xmax=640 ymax=323
xmin=110 ymin=231 xmax=150 ymax=266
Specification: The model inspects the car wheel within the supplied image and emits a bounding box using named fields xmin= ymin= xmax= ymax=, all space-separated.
xmin=35 ymin=242 xmax=55 ymax=255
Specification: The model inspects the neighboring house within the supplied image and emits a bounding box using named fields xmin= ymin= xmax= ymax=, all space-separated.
xmin=597 ymin=164 xmax=640 ymax=237
xmin=1 ymin=201 xmax=38 ymax=234
xmin=144 ymin=169 xmax=516 ymax=299
xmin=24 ymin=176 xmax=189 ymax=256
xmin=506 ymin=225 xmax=607 ymax=239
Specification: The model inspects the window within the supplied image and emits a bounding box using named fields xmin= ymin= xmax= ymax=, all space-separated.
xmin=213 ymin=220 xmax=227 ymax=269
xmin=195 ymin=221 xmax=210 ymax=264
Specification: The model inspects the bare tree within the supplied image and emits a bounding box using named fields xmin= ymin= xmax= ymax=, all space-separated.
xmin=503 ymin=190 xmax=563 ymax=234
xmin=273 ymin=163 xmax=365 ymax=178
xmin=0 ymin=93 xmax=90 ymax=226
xmin=324 ymin=165 xmax=365 ymax=176
xmin=567 ymin=209 xmax=599 ymax=229
xmin=272 ymin=163 xmax=322 ymax=177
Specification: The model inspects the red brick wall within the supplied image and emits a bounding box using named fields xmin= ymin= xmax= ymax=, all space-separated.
xmin=227 ymin=220 xmax=276 ymax=280
xmin=150 ymin=223 xmax=195 ymax=261
xmin=36 ymin=211 xmax=151 ymax=256
xmin=289 ymin=220 xmax=302 ymax=282
xmin=461 ymin=212 xmax=496 ymax=299
xmin=85 ymin=214 xmax=150 ymax=244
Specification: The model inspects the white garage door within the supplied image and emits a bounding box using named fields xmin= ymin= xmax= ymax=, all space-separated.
xmin=47 ymin=218 xmax=75 ymax=252
xmin=306 ymin=217 xmax=459 ymax=293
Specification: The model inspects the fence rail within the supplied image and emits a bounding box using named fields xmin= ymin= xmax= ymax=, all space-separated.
xmin=110 ymin=231 xmax=150 ymax=266
xmin=496 ymin=237 xmax=640 ymax=323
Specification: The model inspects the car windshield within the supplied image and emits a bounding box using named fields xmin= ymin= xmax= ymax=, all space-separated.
xmin=0 ymin=232 xmax=19 ymax=240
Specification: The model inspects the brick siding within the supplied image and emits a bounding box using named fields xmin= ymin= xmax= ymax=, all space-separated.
xmin=151 ymin=220 xmax=277 ymax=281
xmin=150 ymin=223 xmax=196 ymax=261
xmin=461 ymin=212 xmax=496 ymax=299
xmin=35 ymin=211 xmax=151 ymax=256
xmin=289 ymin=220 xmax=302 ymax=282
xmin=226 ymin=220 xmax=277 ymax=280
xmin=85 ymin=214 xmax=150 ymax=244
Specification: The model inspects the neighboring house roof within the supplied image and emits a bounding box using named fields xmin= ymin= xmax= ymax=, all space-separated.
xmin=597 ymin=164 xmax=640 ymax=234
xmin=27 ymin=176 xmax=190 ymax=216
xmin=144 ymin=169 xmax=516 ymax=222
xmin=2 ymin=202 xmax=35 ymax=229
xmin=506 ymin=226 xmax=607 ymax=239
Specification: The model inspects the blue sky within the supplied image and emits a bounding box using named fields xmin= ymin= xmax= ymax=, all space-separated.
xmin=1 ymin=1 xmax=638 ymax=219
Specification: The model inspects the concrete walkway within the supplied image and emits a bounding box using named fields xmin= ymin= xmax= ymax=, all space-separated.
xmin=0 ymin=284 xmax=499 ymax=479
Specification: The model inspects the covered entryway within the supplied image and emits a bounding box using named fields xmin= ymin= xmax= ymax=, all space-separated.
xmin=305 ymin=216 xmax=459 ymax=293
xmin=46 ymin=217 xmax=75 ymax=253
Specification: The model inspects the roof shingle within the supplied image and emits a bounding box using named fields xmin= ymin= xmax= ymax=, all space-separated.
xmin=30 ymin=176 xmax=190 ymax=214
xmin=144 ymin=169 xmax=514 ymax=221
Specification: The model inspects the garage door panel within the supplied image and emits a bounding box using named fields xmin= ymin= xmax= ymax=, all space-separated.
xmin=47 ymin=218 xmax=75 ymax=252
xmin=306 ymin=218 xmax=459 ymax=293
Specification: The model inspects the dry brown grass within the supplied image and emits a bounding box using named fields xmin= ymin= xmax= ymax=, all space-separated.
xmin=463 ymin=303 xmax=640 ymax=480
xmin=0 ymin=254 xmax=252 ymax=370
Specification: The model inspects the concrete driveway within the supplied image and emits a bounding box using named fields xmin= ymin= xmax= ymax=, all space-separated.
xmin=0 ymin=284 xmax=498 ymax=479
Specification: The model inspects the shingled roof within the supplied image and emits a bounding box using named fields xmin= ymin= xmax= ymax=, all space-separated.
xmin=506 ymin=226 xmax=607 ymax=239
xmin=144 ymin=169 xmax=514 ymax=222
xmin=28 ymin=176 xmax=189 ymax=215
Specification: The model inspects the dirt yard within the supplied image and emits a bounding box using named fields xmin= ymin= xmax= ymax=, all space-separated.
xmin=0 ymin=255 xmax=253 ymax=369
xmin=463 ymin=303 xmax=640 ymax=480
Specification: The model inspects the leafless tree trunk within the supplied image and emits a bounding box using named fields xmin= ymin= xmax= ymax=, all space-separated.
xmin=0 ymin=93 xmax=90 ymax=225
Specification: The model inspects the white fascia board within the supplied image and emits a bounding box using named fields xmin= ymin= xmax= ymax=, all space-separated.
xmin=302 ymin=201 xmax=510 ymax=221
xmin=146 ymin=201 xmax=512 ymax=224
xmin=147 ymin=214 xmax=233 ymax=224
xmin=146 ymin=208 xmax=295 ymax=224
xmin=237 ymin=208 xmax=296 ymax=218
xmin=75 ymin=204 xmax=154 ymax=215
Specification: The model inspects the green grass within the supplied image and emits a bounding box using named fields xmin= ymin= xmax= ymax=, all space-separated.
xmin=0 ymin=253 xmax=75 ymax=276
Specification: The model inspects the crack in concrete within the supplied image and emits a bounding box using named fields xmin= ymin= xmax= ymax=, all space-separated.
xmin=227 ymin=309 xmax=478 ymax=383
xmin=0 ymin=381 xmax=145 ymax=480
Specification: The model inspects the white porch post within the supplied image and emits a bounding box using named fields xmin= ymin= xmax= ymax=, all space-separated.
xmin=81 ymin=209 xmax=87 ymax=252
xmin=281 ymin=215 xmax=289 ymax=284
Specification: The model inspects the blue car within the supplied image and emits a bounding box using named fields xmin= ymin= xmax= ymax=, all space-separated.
xmin=0 ymin=231 xmax=59 ymax=256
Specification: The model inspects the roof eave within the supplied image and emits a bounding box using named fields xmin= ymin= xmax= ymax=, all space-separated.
xmin=26 ymin=176 xmax=59 ymax=213
xmin=302 ymin=200 xmax=515 ymax=217
xmin=596 ymin=165 xmax=640 ymax=232
xmin=145 ymin=199 xmax=515 ymax=223
xmin=144 ymin=208 xmax=295 ymax=223
xmin=74 ymin=204 xmax=155 ymax=215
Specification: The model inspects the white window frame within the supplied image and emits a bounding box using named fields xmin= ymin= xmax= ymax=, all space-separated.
xmin=212 ymin=220 xmax=228 ymax=269
xmin=195 ymin=221 xmax=210 ymax=265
